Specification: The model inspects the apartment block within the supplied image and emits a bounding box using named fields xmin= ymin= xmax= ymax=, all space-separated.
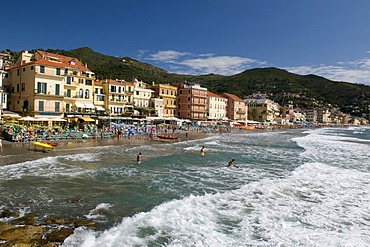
xmin=222 ymin=93 xmax=247 ymax=121
xmin=207 ymin=91 xmax=227 ymax=120
xmin=175 ymin=83 xmax=208 ymax=120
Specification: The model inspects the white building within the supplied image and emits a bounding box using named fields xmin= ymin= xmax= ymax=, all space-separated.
xmin=133 ymin=79 xmax=153 ymax=109
xmin=0 ymin=52 xmax=11 ymax=117
xmin=207 ymin=91 xmax=227 ymax=120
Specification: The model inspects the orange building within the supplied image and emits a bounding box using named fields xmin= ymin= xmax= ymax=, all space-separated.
xmin=151 ymin=83 xmax=177 ymax=117
xmin=175 ymin=83 xmax=208 ymax=120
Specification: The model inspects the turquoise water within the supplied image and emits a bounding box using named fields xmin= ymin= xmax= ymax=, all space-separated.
xmin=1 ymin=127 xmax=369 ymax=246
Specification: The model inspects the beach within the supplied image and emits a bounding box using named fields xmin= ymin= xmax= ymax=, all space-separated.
xmin=0 ymin=131 xmax=214 ymax=167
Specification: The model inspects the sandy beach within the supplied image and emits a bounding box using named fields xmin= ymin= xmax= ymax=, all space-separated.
xmin=0 ymin=131 xmax=217 ymax=167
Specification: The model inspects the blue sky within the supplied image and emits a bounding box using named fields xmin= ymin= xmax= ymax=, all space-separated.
xmin=3 ymin=0 xmax=370 ymax=85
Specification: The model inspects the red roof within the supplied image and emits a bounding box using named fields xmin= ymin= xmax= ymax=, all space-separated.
xmin=222 ymin=93 xmax=244 ymax=102
xmin=208 ymin=91 xmax=223 ymax=98
xmin=9 ymin=50 xmax=91 ymax=72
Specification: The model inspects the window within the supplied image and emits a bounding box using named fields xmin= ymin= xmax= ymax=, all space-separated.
xmin=31 ymin=66 xmax=34 ymax=70
xmin=118 ymin=87 xmax=121 ymax=93
xmin=85 ymin=89 xmax=90 ymax=99
xmin=38 ymin=101 xmax=44 ymax=111
xmin=37 ymin=82 xmax=47 ymax=94
xmin=21 ymin=83 xmax=25 ymax=91
xmin=66 ymin=76 xmax=72 ymax=85
xmin=16 ymin=84 xmax=19 ymax=92
xmin=40 ymin=66 xmax=45 ymax=73
xmin=110 ymin=85 xmax=116 ymax=92
xmin=66 ymin=89 xmax=71 ymax=97
xmin=56 ymin=68 xmax=61 ymax=76
xmin=78 ymin=89 xmax=83 ymax=98
xmin=55 ymin=102 xmax=60 ymax=112
xmin=55 ymin=84 xmax=60 ymax=95
xmin=66 ymin=103 xmax=70 ymax=112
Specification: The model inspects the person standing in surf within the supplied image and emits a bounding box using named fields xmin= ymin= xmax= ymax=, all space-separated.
xmin=137 ymin=152 xmax=142 ymax=164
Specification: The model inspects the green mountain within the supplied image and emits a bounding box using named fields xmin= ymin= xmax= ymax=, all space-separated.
xmin=8 ymin=47 xmax=370 ymax=117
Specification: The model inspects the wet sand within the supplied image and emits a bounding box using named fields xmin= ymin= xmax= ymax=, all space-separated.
xmin=0 ymin=132 xmax=216 ymax=167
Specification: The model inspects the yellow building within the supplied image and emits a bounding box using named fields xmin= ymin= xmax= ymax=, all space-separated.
xmin=5 ymin=50 xmax=95 ymax=119
xmin=99 ymin=79 xmax=134 ymax=115
xmin=151 ymin=83 xmax=177 ymax=117
xmin=245 ymin=98 xmax=280 ymax=122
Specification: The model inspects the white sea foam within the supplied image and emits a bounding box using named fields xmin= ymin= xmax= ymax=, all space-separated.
xmin=0 ymin=153 xmax=98 ymax=180
xmin=63 ymin=160 xmax=370 ymax=247
xmin=85 ymin=203 xmax=114 ymax=220
xmin=62 ymin=128 xmax=370 ymax=247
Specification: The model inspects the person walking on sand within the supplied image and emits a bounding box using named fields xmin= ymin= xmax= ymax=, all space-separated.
xmin=227 ymin=159 xmax=239 ymax=168
xmin=137 ymin=152 xmax=142 ymax=164
xmin=200 ymin=146 xmax=205 ymax=156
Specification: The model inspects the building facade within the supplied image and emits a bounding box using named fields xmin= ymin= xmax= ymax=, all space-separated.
xmin=151 ymin=83 xmax=177 ymax=117
xmin=222 ymin=93 xmax=247 ymax=121
xmin=99 ymin=79 xmax=134 ymax=115
xmin=175 ymin=83 xmax=208 ymax=120
xmin=245 ymin=98 xmax=279 ymax=122
xmin=0 ymin=52 xmax=11 ymax=117
xmin=5 ymin=50 xmax=96 ymax=119
xmin=133 ymin=80 xmax=153 ymax=110
xmin=207 ymin=91 xmax=227 ymax=120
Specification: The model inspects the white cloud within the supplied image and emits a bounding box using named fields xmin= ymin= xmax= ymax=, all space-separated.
xmin=146 ymin=49 xmax=264 ymax=75
xmin=148 ymin=50 xmax=190 ymax=62
xmin=285 ymin=63 xmax=370 ymax=85
xmin=179 ymin=56 xmax=258 ymax=75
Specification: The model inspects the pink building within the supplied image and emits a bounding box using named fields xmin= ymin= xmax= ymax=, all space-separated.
xmin=221 ymin=93 xmax=247 ymax=120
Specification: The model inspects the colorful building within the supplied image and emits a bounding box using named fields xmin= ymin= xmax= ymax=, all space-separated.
xmin=175 ymin=83 xmax=208 ymax=120
xmin=207 ymin=91 xmax=227 ymax=120
xmin=222 ymin=93 xmax=247 ymax=120
xmin=5 ymin=50 xmax=95 ymax=119
xmin=151 ymin=83 xmax=177 ymax=117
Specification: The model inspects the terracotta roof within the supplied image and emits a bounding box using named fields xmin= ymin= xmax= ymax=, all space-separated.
xmin=222 ymin=93 xmax=244 ymax=102
xmin=208 ymin=91 xmax=223 ymax=98
xmin=9 ymin=50 xmax=91 ymax=72
xmin=36 ymin=50 xmax=90 ymax=72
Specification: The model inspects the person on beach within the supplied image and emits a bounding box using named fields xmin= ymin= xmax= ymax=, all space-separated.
xmin=200 ymin=146 xmax=205 ymax=156
xmin=137 ymin=152 xmax=142 ymax=164
xmin=227 ymin=159 xmax=239 ymax=168
xmin=0 ymin=138 xmax=2 ymax=152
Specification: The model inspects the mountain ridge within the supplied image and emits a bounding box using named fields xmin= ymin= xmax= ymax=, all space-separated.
xmin=7 ymin=47 xmax=370 ymax=117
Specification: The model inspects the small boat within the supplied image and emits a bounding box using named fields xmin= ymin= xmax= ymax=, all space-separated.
xmin=42 ymin=141 xmax=58 ymax=147
xmin=156 ymin=134 xmax=179 ymax=140
xmin=32 ymin=141 xmax=56 ymax=150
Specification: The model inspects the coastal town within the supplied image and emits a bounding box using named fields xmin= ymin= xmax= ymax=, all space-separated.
xmin=0 ymin=50 xmax=368 ymax=142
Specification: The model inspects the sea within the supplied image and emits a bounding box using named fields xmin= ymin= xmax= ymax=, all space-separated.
xmin=0 ymin=127 xmax=369 ymax=246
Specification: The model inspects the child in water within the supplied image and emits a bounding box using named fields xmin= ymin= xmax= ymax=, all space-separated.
xmin=200 ymin=146 xmax=205 ymax=156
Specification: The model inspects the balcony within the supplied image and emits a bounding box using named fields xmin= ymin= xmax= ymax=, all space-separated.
xmin=164 ymin=104 xmax=176 ymax=109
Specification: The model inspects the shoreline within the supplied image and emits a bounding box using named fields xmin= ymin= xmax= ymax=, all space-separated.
xmin=0 ymin=130 xmax=219 ymax=166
